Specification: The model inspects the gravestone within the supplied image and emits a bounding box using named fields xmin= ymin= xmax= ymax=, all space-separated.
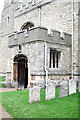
xmin=30 ymin=81 xmax=38 ymax=88
xmin=59 ymin=81 xmax=68 ymax=98
xmin=78 ymin=81 xmax=80 ymax=92
xmin=29 ymin=86 xmax=40 ymax=103
xmin=45 ymin=83 xmax=55 ymax=100
xmin=69 ymin=80 xmax=76 ymax=95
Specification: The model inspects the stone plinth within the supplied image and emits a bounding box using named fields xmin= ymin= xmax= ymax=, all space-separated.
xmin=29 ymin=86 xmax=40 ymax=103
xmin=69 ymin=80 xmax=76 ymax=95
xmin=59 ymin=81 xmax=68 ymax=98
xmin=45 ymin=83 xmax=55 ymax=100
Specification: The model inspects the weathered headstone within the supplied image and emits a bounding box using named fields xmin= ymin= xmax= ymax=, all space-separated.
xmin=45 ymin=83 xmax=55 ymax=100
xmin=78 ymin=81 xmax=80 ymax=92
xmin=29 ymin=86 xmax=40 ymax=103
xmin=59 ymin=81 xmax=68 ymax=98
xmin=69 ymin=80 xmax=76 ymax=95
xmin=30 ymin=81 xmax=38 ymax=88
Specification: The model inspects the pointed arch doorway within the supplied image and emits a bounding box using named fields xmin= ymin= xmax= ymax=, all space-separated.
xmin=13 ymin=54 xmax=28 ymax=89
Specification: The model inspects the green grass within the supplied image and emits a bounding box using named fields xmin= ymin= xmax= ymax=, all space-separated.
xmin=0 ymin=83 xmax=6 ymax=88
xmin=0 ymin=76 xmax=5 ymax=82
xmin=0 ymin=88 xmax=78 ymax=118
xmin=0 ymin=76 xmax=6 ymax=88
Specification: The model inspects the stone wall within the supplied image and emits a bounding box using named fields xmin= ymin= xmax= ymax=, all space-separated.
xmin=41 ymin=0 xmax=72 ymax=34
xmin=0 ymin=3 xmax=16 ymax=73
xmin=73 ymin=1 xmax=78 ymax=79
xmin=15 ymin=0 xmax=72 ymax=34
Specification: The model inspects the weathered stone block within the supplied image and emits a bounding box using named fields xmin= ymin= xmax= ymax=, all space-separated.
xmin=29 ymin=86 xmax=40 ymax=103
xmin=69 ymin=80 xmax=76 ymax=95
xmin=59 ymin=81 xmax=68 ymax=98
xmin=11 ymin=82 xmax=18 ymax=88
xmin=78 ymin=81 xmax=80 ymax=92
xmin=45 ymin=83 xmax=55 ymax=100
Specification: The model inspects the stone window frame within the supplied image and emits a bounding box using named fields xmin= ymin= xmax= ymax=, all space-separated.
xmin=20 ymin=21 xmax=34 ymax=37
xmin=48 ymin=47 xmax=62 ymax=69
xmin=20 ymin=21 xmax=34 ymax=31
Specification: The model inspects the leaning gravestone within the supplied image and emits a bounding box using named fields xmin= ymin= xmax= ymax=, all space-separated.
xmin=29 ymin=86 xmax=40 ymax=103
xmin=45 ymin=83 xmax=55 ymax=100
xmin=59 ymin=81 xmax=68 ymax=98
xmin=69 ymin=80 xmax=76 ymax=95
xmin=78 ymin=81 xmax=80 ymax=92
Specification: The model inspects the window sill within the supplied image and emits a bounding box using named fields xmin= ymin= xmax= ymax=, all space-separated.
xmin=48 ymin=68 xmax=62 ymax=71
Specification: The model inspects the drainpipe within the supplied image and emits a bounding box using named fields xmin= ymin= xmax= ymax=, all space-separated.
xmin=38 ymin=6 xmax=41 ymax=26
xmin=72 ymin=0 xmax=74 ymax=80
xmin=14 ymin=13 xmax=16 ymax=32
xmin=45 ymin=42 xmax=48 ymax=86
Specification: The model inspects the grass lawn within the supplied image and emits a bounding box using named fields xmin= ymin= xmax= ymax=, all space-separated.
xmin=0 ymin=88 xmax=78 ymax=119
xmin=0 ymin=76 xmax=5 ymax=82
xmin=0 ymin=83 xmax=6 ymax=88
xmin=0 ymin=76 xmax=6 ymax=88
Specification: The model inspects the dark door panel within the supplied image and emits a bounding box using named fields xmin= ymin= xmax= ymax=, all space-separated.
xmin=18 ymin=59 xmax=28 ymax=89
xmin=13 ymin=63 xmax=18 ymax=82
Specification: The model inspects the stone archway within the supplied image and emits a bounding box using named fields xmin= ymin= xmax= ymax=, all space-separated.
xmin=13 ymin=54 xmax=28 ymax=89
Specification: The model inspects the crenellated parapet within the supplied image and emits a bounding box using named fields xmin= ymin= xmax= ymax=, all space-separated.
xmin=8 ymin=26 xmax=71 ymax=47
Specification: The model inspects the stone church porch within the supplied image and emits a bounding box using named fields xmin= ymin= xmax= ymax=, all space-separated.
xmin=6 ymin=26 xmax=72 ymax=89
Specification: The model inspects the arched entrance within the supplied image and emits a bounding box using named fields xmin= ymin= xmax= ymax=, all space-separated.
xmin=13 ymin=54 xmax=28 ymax=89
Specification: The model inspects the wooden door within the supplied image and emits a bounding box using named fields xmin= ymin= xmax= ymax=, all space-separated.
xmin=13 ymin=63 xmax=18 ymax=82
xmin=24 ymin=60 xmax=28 ymax=88
xmin=18 ymin=59 xmax=25 ymax=88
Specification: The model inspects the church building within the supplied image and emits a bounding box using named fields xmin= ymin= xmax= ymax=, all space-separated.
xmin=0 ymin=0 xmax=80 ymax=89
